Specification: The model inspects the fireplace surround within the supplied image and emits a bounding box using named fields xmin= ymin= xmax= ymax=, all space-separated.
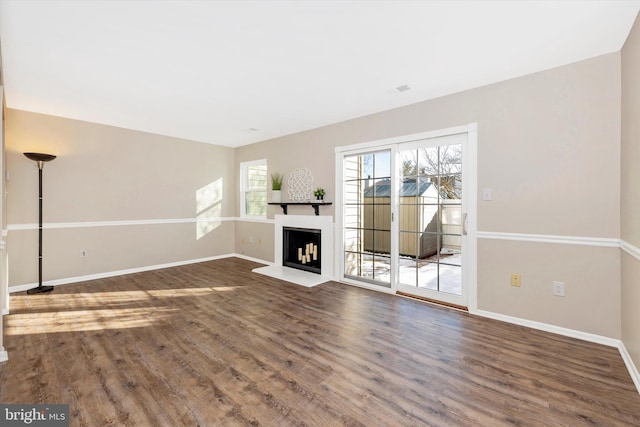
xmin=253 ymin=214 xmax=334 ymax=287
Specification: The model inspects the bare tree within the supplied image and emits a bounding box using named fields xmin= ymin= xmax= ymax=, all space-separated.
xmin=400 ymin=145 xmax=462 ymax=199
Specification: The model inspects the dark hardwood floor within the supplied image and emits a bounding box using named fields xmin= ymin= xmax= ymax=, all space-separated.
xmin=1 ymin=257 xmax=639 ymax=426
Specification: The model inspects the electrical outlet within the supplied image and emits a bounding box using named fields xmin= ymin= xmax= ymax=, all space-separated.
xmin=80 ymin=249 xmax=88 ymax=257
xmin=553 ymin=281 xmax=565 ymax=297
xmin=511 ymin=273 xmax=521 ymax=287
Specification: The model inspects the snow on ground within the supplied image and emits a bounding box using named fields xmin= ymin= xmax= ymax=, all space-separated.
xmin=357 ymin=251 xmax=462 ymax=295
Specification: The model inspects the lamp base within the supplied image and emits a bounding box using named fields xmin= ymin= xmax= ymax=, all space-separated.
xmin=27 ymin=285 xmax=54 ymax=295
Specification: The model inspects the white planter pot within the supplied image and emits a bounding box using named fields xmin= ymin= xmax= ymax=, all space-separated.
xmin=271 ymin=190 xmax=282 ymax=203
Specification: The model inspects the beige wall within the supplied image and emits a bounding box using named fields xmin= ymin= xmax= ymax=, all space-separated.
xmin=479 ymin=240 xmax=620 ymax=337
xmin=234 ymin=220 xmax=274 ymax=262
xmin=621 ymin=13 xmax=640 ymax=372
xmin=6 ymin=109 xmax=236 ymax=286
xmin=236 ymin=52 xmax=622 ymax=338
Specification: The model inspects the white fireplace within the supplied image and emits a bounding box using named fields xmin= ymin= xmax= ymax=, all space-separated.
xmin=253 ymin=214 xmax=334 ymax=287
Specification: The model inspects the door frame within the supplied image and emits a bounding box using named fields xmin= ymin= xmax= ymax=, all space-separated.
xmin=334 ymin=123 xmax=477 ymax=310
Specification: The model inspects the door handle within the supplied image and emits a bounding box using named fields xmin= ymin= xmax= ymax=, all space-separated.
xmin=462 ymin=212 xmax=468 ymax=236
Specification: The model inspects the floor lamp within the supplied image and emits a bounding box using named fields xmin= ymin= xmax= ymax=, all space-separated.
xmin=24 ymin=152 xmax=57 ymax=295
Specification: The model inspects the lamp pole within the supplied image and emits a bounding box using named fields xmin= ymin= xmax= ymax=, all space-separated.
xmin=24 ymin=152 xmax=56 ymax=294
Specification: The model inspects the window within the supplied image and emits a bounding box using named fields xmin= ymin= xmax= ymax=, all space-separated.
xmin=240 ymin=159 xmax=267 ymax=218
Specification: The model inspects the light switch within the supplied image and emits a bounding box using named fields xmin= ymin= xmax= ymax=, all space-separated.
xmin=482 ymin=188 xmax=493 ymax=201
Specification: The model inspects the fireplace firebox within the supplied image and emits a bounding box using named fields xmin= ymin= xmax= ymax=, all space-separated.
xmin=283 ymin=226 xmax=321 ymax=274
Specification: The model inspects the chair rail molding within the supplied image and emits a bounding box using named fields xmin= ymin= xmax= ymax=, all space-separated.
xmin=477 ymin=231 xmax=620 ymax=247
xmin=7 ymin=217 xmax=239 ymax=231
xmin=621 ymin=239 xmax=640 ymax=260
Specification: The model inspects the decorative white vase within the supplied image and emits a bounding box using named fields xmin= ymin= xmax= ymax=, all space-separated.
xmin=272 ymin=190 xmax=282 ymax=203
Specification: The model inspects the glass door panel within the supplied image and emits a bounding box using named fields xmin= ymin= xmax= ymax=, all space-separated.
xmin=343 ymin=150 xmax=392 ymax=287
xmin=397 ymin=136 xmax=466 ymax=306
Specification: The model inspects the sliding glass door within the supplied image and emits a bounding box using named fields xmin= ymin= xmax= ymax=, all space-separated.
xmin=337 ymin=126 xmax=475 ymax=308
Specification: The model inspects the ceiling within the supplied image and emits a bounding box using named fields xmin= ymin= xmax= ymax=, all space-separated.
xmin=1 ymin=1 xmax=639 ymax=148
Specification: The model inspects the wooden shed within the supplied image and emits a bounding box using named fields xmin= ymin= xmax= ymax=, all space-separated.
xmin=363 ymin=177 xmax=447 ymax=258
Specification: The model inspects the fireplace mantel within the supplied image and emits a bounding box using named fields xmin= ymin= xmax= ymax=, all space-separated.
xmin=268 ymin=202 xmax=332 ymax=216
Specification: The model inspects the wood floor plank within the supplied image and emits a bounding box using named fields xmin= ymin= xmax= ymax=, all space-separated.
xmin=1 ymin=257 xmax=639 ymax=426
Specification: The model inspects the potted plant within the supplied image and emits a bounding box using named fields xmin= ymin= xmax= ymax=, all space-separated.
xmin=271 ymin=172 xmax=283 ymax=203
xmin=314 ymin=187 xmax=326 ymax=201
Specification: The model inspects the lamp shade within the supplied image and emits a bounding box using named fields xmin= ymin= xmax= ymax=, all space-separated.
xmin=24 ymin=152 xmax=57 ymax=162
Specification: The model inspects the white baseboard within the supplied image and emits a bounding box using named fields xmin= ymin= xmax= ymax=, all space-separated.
xmin=471 ymin=309 xmax=621 ymax=347
xmin=619 ymin=342 xmax=640 ymax=395
xmin=472 ymin=308 xmax=640 ymax=394
xmin=231 ymin=253 xmax=271 ymax=265
xmin=1 ymin=308 xmax=8 ymax=315
xmin=8 ymin=254 xmax=238 ymax=293
xmin=0 ymin=349 xmax=7 ymax=363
